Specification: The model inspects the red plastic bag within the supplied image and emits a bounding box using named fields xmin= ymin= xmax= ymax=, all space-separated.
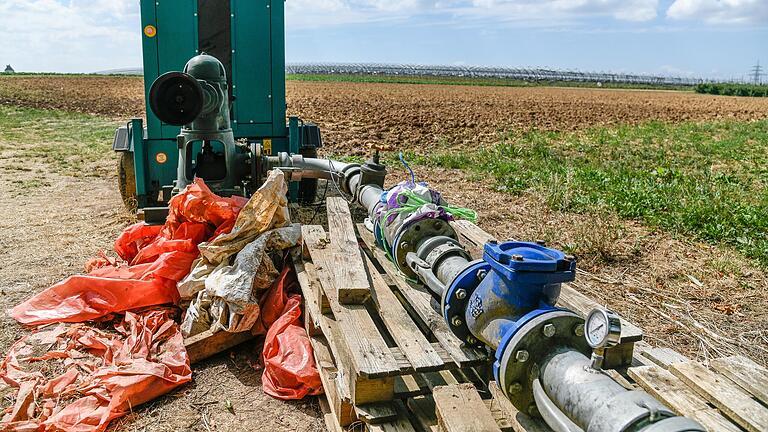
xmin=0 ymin=309 xmax=191 ymax=432
xmin=259 ymin=267 xmax=323 ymax=400
xmin=12 ymin=179 xmax=246 ymax=327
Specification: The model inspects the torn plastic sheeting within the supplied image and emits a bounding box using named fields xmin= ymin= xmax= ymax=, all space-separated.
xmin=11 ymin=179 xmax=246 ymax=327
xmin=181 ymin=225 xmax=301 ymax=336
xmin=177 ymin=170 xmax=291 ymax=301
xmin=11 ymin=251 xmax=195 ymax=326
xmin=0 ymin=309 xmax=191 ymax=432
xmin=260 ymin=267 xmax=323 ymax=400
xmin=178 ymin=170 xmax=300 ymax=336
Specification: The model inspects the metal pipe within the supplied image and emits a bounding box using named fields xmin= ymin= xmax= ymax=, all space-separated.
xmin=434 ymin=255 xmax=471 ymax=288
xmin=298 ymin=157 xmax=355 ymax=176
xmin=279 ymin=155 xmax=382 ymax=214
xmin=273 ymin=154 xmax=705 ymax=432
xmin=539 ymin=349 xmax=702 ymax=432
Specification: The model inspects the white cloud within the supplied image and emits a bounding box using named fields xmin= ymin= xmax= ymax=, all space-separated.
xmin=286 ymin=0 xmax=661 ymax=28
xmin=0 ymin=0 xmax=141 ymax=72
xmin=667 ymin=0 xmax=768 ymax=24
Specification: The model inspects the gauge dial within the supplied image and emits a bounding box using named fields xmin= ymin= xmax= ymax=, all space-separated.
xmin=585 ymin=308 xmax=622 ymax=349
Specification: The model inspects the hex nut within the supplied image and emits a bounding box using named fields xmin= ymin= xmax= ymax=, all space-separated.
xmin=451 ymin=317 xmax=463 ymax=327
xmin=543 ymin=323 xmax=557 ymax=338
xmin=476 ymin=269 xmax=488 ymax=280
xmin=528 ymin=404 xmax=539 ymax=417
xmin=455 ymin=289 xmax=467 ymax=300
xmin=574 ymin=324 xmax=585 ymax=337
xmin=515 ymin=350 xmax=530 ymax=363
xmin=508 ymin=382 xmax=523 ymax=394
xmin=512 ymin=254 xmax=525 ymax=262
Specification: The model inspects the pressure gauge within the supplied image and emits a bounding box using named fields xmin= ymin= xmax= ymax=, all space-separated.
xmin=585 ymin=308 xmax=622 ymax=349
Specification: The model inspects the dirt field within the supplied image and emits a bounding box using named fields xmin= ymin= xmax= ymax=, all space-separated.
xmin=1 ymin=75 xmax=767 ymax=431
xmin=2 ymin=75 xmax=768 ymax=155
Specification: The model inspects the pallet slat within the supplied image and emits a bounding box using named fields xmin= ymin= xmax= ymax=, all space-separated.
xmin=367 ymin=403 xmax=418 ymax=432
xmin=670 ymin=361 xmax=768 ymax=432
xmin=628 ymin=366 xmax=741 ymax=432
xmin=407 ymin=396 xmax=440 ymax=432
xmin=303 ymin=225 xmax=401 ymax=379
xmin=184 ymin=329 xmax=254 ymax=364
xmin=357 ymin=225 xmax=487 ymax=367
xmin=632 ymin=341 xmax=690 ymax=369
xmin=309 ymin=334 xmax=357 ymax=427
xmin=488 ymin=382 xmax=550 ymax=432
xmin=326 ymin=198 xmax=371 ymax=304
xmin=356 ymin=402 xmax=399 ymax=425
xmin=363 ymin=254 xmax=446 ymax=372
xmin=711 ymin=356 xmax=768 ymax=406
xmin=434 ymin=384 xmax=502 ymax=432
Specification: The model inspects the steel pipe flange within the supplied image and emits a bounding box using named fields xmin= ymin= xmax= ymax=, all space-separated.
xmin=393 ymin=218 xmax=458 ymax=279
xmin=496 ymin=310 xmax=591 ymax=413
xmin=441 ymin=259 xmax=489 ymax=347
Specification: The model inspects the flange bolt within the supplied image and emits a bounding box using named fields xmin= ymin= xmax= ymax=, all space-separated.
xmin=543 ymin=323 xmax=557 ymax=338
xmin=451 ymin=316 xmax=463 ymax=327
xmin=455 ymin=289 xmax=467 ymax=300
xmin=515 ymin=350 xmax=530 ymax=363
xmin=530 ymin=363 xmax=540 ymax=379
xmin=508 ymin=382 xmax=523 ymax=394
xmin=574 ymin=324 xmax=585 ymax=337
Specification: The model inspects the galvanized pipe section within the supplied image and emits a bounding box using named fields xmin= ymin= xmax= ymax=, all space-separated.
xmin=269 ymin=154 xmax=385 ymax=216
xmin=539 ymin=349 xmax=702 ymax=432
xmin=434 ymin=255 xmax=471 ymax=290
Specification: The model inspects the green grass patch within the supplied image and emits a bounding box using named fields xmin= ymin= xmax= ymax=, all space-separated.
xmin=0 ymin=105 xmax=116 ymax=176
xmin=287 ymin=74 xmax=694 ymax=91
xmin=696 ymin=83 xmax=768 ymax=97
xmin=407 ymin=120 xmax=768 ymax=265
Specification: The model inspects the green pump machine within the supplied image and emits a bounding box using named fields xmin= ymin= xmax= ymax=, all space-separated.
xmin=113 ymin=0 xmax=321 ymax=219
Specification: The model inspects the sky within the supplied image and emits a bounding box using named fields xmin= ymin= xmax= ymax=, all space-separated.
xmin=0 ymin=0 xmax=766 ymax=80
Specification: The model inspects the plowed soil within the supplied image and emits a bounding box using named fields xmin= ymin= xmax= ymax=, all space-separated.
xmin=2 ymin=76 xmax=768 ymax=156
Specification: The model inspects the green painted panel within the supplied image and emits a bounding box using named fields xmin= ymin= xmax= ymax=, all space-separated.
xmin=140 ymin=1 xmax=161 ymax=138
xmin=147 ymin=140 xmax=179 ymax=191
xmin=156 ymin=2 xmax=198 ymax=139
xmin=231 ymin=0 xmax=273 ymax=126
xmin=269 ymin=0 xmax=288 ymax=138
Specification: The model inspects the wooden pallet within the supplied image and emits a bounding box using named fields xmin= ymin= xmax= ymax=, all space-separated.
xmin=298 ymin=202 xmax=765 ymax=431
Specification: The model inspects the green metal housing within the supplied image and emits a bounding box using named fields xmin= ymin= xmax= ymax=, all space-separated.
xmin=120 ymin=0 xmax=304 ymax=207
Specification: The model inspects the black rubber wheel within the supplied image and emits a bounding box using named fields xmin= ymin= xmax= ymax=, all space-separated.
xmin=298 ymin=147 xmax=319 ymax=205
xmin=118 ymin=152 xmax=138 ymax=212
